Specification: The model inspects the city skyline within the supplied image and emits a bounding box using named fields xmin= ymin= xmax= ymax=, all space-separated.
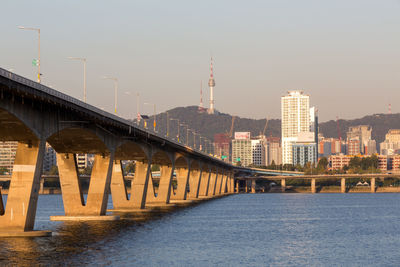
xmin=1 ymin=1 xmax=400 ymax=122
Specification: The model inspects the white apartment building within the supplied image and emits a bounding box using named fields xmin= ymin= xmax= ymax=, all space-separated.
xmin=232 ymin=132 xmax=252 ymax=166
xmin=281 ymin=90 xmax=310 ymax=165
xmin=251 ymin=139 xmax=266 ymax=166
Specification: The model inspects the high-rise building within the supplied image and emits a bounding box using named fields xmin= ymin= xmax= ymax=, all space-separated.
xmin=281 ymin=90 xmax=310 ymax=165
xmin=346 ymin=125 xmax=372 ymax=154
xmin=347 ymin=139 xmax=361 ymax=155
xmin=43 ymin=143 xmax=57 ymax=173
xmin=0 ymin=141 xmax=17 ymax=173
xmin=292 ymin=143 xmax=317 ymax=167
xmin=214 ymin=133 xmax=230 ymax=162
xmin=266 ymin=137 xmax=282 ymax=165
xmin=251 ymin=139 xmax=266 ymax=166
xmin=380 ymin=129 xmax=400 ymax=155
xmin=75 ymin=154 xmax=94 ymax=170
xmin=231 ymin=132 xmax=252 ymax=166
xmin=208 ymin=57 xmax=215 ymax=115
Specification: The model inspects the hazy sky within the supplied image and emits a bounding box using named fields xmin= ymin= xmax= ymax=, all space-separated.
xmin=1 ymin=0 xmax=400 ymax=122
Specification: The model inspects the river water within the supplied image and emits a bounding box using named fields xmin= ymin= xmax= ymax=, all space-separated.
xmin=1 ymin=193 xmax=400 ymax=266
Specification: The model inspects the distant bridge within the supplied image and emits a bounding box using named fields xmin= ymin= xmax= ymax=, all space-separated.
xmin=237 ymin=173 xmax=400 ymax=194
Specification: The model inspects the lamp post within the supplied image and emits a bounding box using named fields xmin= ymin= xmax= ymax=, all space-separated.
xmin=18 ymin=26 xmax=41 ymax=83
xmin=200 ymin=136 xmax=206 ymax=151
xmin=166 ymin=112 xmax=169 ymax=137
xmin=180 ymin=123 xmax=188 ymax=145
xmin=144 ymin=102 xmax=156 ymax=132
xmin=68 ymin=57 xmax=87 ymax=102
xmin=102 ymin=76 xmax=118 ymax=114
xmin=192 ymin=131 xmax=198 ymax=149
xmin=136 ymin=93 xmax=140 ymax=125
xmin=170 ymin=118 xmax=180 ymax=141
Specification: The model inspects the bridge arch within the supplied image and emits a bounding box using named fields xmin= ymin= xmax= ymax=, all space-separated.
xmin=47 ymin=127 xmax=110 ymax=155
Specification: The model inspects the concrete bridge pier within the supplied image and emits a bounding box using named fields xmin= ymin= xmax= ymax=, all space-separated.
xmin=198 ymin=168 xmax=211 ymax=197
xmin=215 ymin=172 xmax=223 ymax=195
xmin=235 ymin=179 xmax=239 ymax=193
xmin=110 ymin=160 xmax=153 ymax=211
xmin=251 ymin=179 xmax=256 ymax=193
xmin=188 ymin=169 xmax=202 ymax=199
xmin=170 ymin=167 xmax=190 ymax=200
xmin=146 ymin=164 xmax=175 ymax=207
xmin=208 ymin=171 xmax=218 ymax=196
xmin=229 ymin=175 xmax=235 ymax=193
xmin=341 ymin=178 xmax=346 ymax=193
xmin=281 ymin=178 xmax=286 ymax=192
xmin=221 ymin=173 xmax=228 ymax=194
xmin=0 ymin=141 xmax=51 ymax=236
xmin=371 ymin=178 xmax=376 ymax=193
xmin=51 ymin=153 xmax=119 ymax=221
xmin=311 ymin=178 xmax=316 ymax=194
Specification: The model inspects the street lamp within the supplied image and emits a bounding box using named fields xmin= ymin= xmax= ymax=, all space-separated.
xmin=200 ymin=136 xmax=206 ymax=151
xmin=102 ymin=76 xmax=118 ymax=114
xmin=144 ymin=102 xmax=156 ymax=132
xmin=18 ymin=26 xmax=41 ymax=83
xmin=136 ymin=93 xmax=140 ymax=125
xmin=181 ymin=123 xmax=189 ymax=145
xmin=170 ymin=118 xmax=180 ymax=141
xmin=68 ymin=57 xmax=87 ymax=102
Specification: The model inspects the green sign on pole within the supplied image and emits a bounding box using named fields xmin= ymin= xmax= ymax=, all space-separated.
xmin=32 ymin=59 xmax=38 ymax=66
xmin=236 ymin=157 xmax=241 ymax=162
xmin=221 ymin=155 xmax=227 ymax=160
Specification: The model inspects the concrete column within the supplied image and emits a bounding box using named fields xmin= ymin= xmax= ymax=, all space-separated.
xmin=56 ymin=153 xmax=114 ymax=216
xmin=188 ymin=169 xmax=202 ymax=199
xmin=0 ymin=187 xmax=4 ymax=215
xmin=130 ymin=161 xmax=152 ymax=209
xmin=110 ymin=160 xmax=130 ymax=209
xmin=215 ymin=172 xmax=223 ymax=195
xmin=146 ymin=171 xmax=157 ymax=202
xmin=371 ymin=178 xmax=376 ymax=193
xmin=251 ymin=179 xmax=256 ymax=194
xmin=281 ymin=178 xmax=286 ymax=192
xmin=171 ymin=167 xmax=190 ymax=200
xmin=311 ymin=178 xmax=316 ymax=194
xmin=0 ymin=141 xmax=45 ymax=232
xmin=235 ymin=180 xmax=239 ymax=193
xmin=341 ymin=178 xmax=346 ymax=193
xmin=230 ymin=176 xmax=235 ymax=193
xmin=221 ymin=173 xmax=228 ymax=194
xmin=39 ymin=178 xmax=45 ymax=194
xmin=152 ymin=164 xmax=175 ymax=204
xmin=199 ymin=169 xmax=211 ymax=196
xmin=208 ymin=171 xmax=217 ymax=196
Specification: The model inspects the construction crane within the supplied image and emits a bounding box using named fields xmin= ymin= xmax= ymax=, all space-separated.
xmin=336 ymin=116 xmax=342 ymax=141
xmin=226 ymin=116 xmax=236 ymax=138
xmin=262 ymin=118 xmax=268 ymax=137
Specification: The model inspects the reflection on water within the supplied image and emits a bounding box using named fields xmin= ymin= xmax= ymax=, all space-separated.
xmin=2 ymin=194 xmax=400 ymax=266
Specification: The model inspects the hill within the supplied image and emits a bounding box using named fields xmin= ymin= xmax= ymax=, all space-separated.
xmin=150 ymin=106 xmax=400 ymax=146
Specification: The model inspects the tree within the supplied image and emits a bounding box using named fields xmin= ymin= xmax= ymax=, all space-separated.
xmin=124 ymin=162 xmax=136 ymax=174
xmin=317 ymin=157 xmax=328 ymax=173
xmin=0 ymin=167 xmax=9 ymax=175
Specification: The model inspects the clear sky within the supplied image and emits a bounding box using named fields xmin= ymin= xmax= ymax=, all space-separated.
xmin=1 ymin=0 xmax=400 ymax=122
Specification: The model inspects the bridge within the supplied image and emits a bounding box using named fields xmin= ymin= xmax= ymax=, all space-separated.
xmin=0 ymin=68 xmax=252 ymax=236
xmin=238 ymin=173 xmax=400 ymax=194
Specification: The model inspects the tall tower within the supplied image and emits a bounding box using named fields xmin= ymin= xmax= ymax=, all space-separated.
xmin=208 ymin=57 xmax=215 ymax=114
